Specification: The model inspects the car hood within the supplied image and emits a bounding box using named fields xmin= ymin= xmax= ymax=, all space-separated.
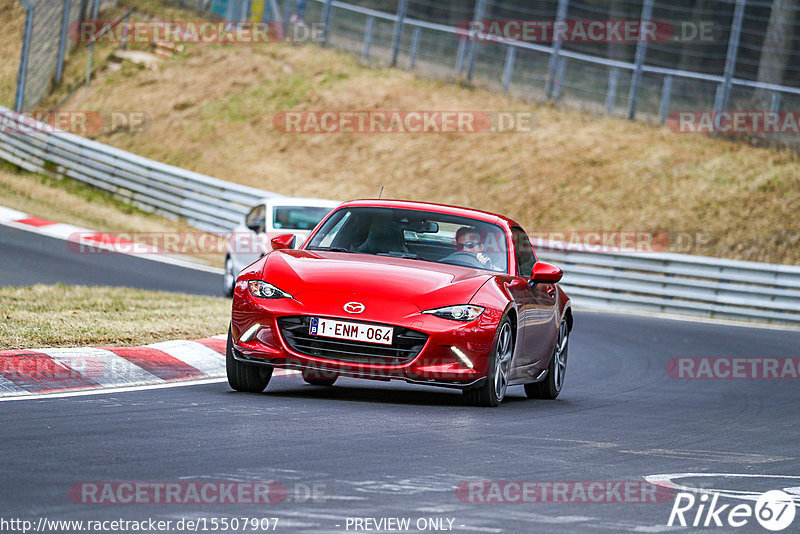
xmin=262 ymin=250 xmax=493 ymax=314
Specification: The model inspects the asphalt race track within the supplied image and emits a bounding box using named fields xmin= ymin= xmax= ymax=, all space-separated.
xmin=2 ymin=224 xmax=799 ymax=533
xmin=0 ymin=226 xmax=221 ymax=296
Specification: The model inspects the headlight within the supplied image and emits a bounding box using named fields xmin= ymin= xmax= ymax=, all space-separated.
xmin=422 ymin=305 xmax=484 ymax=322
xmin=248 ymin=280 xmax=293 ymax=299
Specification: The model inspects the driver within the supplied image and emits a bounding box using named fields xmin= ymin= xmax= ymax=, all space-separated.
xmin=455 ymin=227 xmax=495 ymax=270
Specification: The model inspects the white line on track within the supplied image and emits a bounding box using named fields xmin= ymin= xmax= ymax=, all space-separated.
xmin=644 ymin=473 xmax=800 ymax=503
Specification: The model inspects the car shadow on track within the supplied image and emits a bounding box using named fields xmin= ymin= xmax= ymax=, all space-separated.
xmin=224 ymin=381 xmax=548 ymax=408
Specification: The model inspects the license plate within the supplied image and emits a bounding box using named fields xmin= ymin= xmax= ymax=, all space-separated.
xmin=309 ymin=317 xmax=393 ymax=345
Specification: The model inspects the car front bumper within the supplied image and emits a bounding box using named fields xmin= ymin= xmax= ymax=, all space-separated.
xmin=230 ymin=284 xmax=502 ymax=387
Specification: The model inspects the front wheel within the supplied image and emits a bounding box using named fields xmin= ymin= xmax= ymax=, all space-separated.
xmin=226 ymin=327 xmax=272 ymax=392
xmin=463 ymin=317 xmax=514 ymax=407
xmin=525 ymin=319 xmax=568 ymax=400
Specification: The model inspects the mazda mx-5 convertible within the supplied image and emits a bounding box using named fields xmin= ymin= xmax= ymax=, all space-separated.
xmin=227 ymin=199 xmax=572 ymax=406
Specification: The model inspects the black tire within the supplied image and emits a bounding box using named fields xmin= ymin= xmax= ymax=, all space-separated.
xmin=226 ymin=327 xmax=272 ymax=393
xmin=525 ymin=320 xmax=568 ymax=400
xmin=302 ymin=369 xmax=338 ymax=387
xmin=223 ymin=256 xmax=235 ymax=298
xmin=463 ymin=317 xmax=514 ymax=407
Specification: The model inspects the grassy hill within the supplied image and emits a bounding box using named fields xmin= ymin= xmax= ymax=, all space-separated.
xmin=6 ymin=0 xmax=800 ymax=264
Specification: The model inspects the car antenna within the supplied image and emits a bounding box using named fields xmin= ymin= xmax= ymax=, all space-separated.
xmin=378 ymin=186 xmax=384 ymax=199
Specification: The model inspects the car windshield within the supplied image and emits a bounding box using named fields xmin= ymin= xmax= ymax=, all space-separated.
xmin=306 ymin=207 xmax=508 ymax=273
xmin=273 ymin=206 xmax=333 ymax=230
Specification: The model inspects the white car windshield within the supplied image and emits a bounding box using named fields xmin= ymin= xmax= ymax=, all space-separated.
xmin=273 ymin=206 xmax=333 ymax=230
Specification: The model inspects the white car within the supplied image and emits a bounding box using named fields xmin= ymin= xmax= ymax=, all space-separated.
xmin=223 ymin=197 xmax=339 ymax=296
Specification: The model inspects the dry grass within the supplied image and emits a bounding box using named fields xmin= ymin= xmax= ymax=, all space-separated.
xmin=9 ymin=1 xmax=800 ymax=264
xmin=0 ymin=284 xmax=229 ymax=349
xmin=0 ymin=0 xmax=24 ymax=107
xmin=0 ymin=163 xmax=223 ymax=267
xmin=53 ymin=37 xmax=800 ymax=264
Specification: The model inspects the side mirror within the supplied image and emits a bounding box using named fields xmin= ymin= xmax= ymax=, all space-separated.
xmin=270 ymin=234 xmax=296 ymax=251
xmin=530 ymin=262 xmax=563 ymax=284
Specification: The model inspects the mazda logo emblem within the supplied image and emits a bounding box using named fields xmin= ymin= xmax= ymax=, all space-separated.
xmin=344 ymin=302 xmax=365 ymax=314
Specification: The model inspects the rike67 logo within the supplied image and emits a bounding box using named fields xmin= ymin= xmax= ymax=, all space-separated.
xmin=669 ymin=490 xmax=796 ymax=531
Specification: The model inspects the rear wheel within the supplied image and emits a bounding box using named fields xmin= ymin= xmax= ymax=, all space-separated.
xmin=463 ymin=317 xmax=513 ymax=407
xmin=226 ymin=327 xmax=272 ymax=392
xmin=525 ymin=319 xmax=568 ymax=400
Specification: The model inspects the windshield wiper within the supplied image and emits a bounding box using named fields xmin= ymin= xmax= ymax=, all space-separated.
xmin=312 ymin=247 xmax=353 ymax=253
xmin=376 ymin=252 xmax=436 ymax=262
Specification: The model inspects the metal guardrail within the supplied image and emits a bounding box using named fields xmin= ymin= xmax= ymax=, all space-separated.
xmin=536 ymin=242 xmax=800 ymax=326
xmin=0 ymin=105 xmax=280 ymax=232
xmin=2 ymin=104 xmax=800 ymax=326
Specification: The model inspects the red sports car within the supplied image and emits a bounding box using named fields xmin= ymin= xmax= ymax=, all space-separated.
xmin=227 ymin=200 xmax=572 ymax=406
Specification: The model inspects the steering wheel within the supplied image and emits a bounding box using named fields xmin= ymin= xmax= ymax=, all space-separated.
xmin=439 ymin=251 xmax=485 ymax=269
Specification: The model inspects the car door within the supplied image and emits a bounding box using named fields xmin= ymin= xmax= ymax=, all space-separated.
xmin=507 ymin=226 xmax=559 ymax=381
xmin=232 ymin=204 xmax=266 ymax=272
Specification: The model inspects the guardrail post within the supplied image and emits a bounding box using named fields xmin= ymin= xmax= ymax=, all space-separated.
xmin=627 ymin=0 xmax=654 ymax=119
xmin=546 ymin=0 xmax=568 ymax=98
xmin=659 ymin=75 xmax=673 ymax=123
xmin=282 ymin=0 xmax=293 ymax=35
xmin=605 ymin=67 xmax=619 ymax=115
xmin=121 ymin=13 xmax=131 ymax=51
xmin=455 ymin=39 xmax=466 ymax=76
xmin=362 ymin=16 xmax=374 ymax=61
xmin=85 ymin=0 xmax=101 ymax=85
xmin=409 ymin=27 xmax=421 ymax=69
xmin=502 ymin=45 xmax=516 ymax=92
xmin=262 ymin=0 xmax=280 ymax=22
xmin=14 ymin=0 xmax=34 ymax=112
xmin=553 ymin=57 xmax=567 ymax=100
xmin=465 ymin=0 xmax=487 ymax=81
xmin=321 ymin=0 xmax=334 ymax=47
xmin=55 ymin=0 xmax=71 ymax=84
xmin=390 ymin=0 xmax=408 ymax=67
xmin=770 ymin=92 xmax=781 ymax=114
xmin=714 ymin=0 xmax=745 ymax=114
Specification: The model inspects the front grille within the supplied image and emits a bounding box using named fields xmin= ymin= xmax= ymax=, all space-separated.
xmin=277 ymin=316 xmax=428 ymax=365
